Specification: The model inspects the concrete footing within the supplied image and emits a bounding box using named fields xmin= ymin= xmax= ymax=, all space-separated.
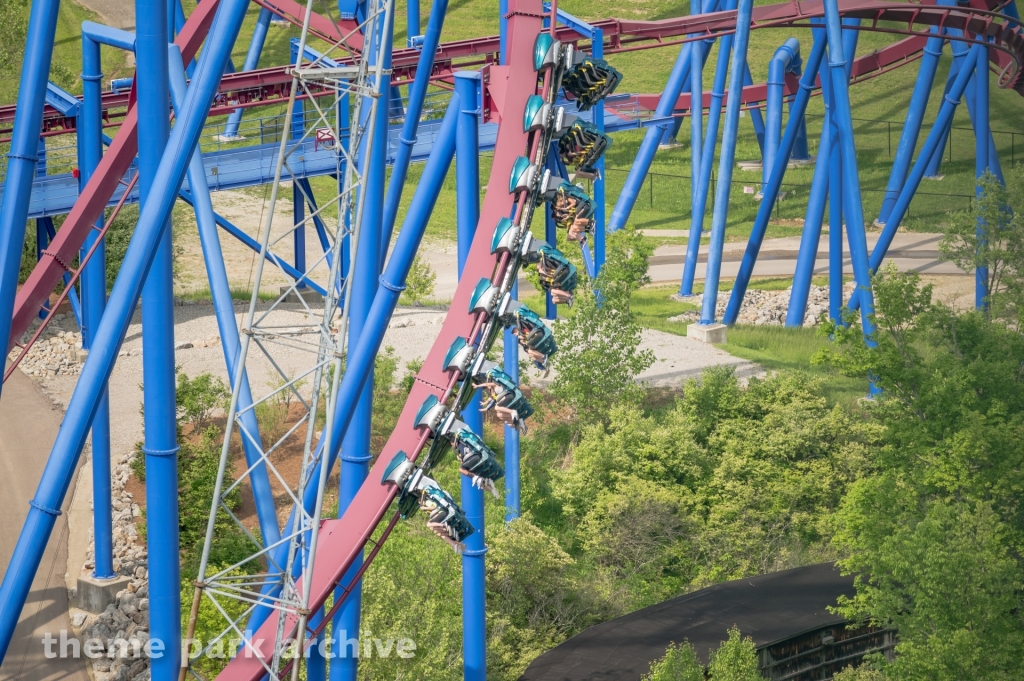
xmin=687 ymin=322 xmax=728 ymax=344
xmin=280 ymin=286 xmax=325 ymax=304
xmin=76 ymin=573 xmax=131 ymax=614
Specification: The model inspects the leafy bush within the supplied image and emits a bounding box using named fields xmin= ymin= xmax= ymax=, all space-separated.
xmin=401 ymin=253 xmax=437 ymax=305
xmin=642 ymin=640 xmax=703 ymax=681
xmin=707 ymin=627 xmax=761 ymax=681
xmin=176 ymin=371 xmax=229 ymax=432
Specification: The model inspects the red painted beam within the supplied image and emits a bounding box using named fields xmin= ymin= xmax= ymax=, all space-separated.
xmin=6 ymin=0 xmax=221 ymax=352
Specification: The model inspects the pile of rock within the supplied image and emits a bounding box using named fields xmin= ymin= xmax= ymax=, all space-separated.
xmin=7 ymin=313 xmax=84 ymax=378
xmin=669 ymin=282 xmax=858 ymax=327
xmin=72 ymin=447 xmax=151 ymax=681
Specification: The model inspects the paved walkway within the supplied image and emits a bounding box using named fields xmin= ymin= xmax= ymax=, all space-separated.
xmin=0 ymin=368 xmax=89 ymax=681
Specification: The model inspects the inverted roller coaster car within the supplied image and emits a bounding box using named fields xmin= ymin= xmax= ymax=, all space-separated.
xmin=558 ymin=119 xmax=611 ymax=177
xmin=552 ymin=182 xmax=596 ymax=242
xmin=383 ymin=452 xmax=475 ymax=551
xmin=472 ymin=358 xmax=534 ymax=431
xmin=447 ymin=423 xmax=505 ymax=494
xmin=522 ymin=237 xmax=578 ymax=305
xmin=499 ymin=299 xmax=557 ymax=372
xmin=562 ymin=57 xmax=622 ymax=111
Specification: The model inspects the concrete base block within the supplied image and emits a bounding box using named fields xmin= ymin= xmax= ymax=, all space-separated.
xmin=280 ymin=286 xmax=325 ymax=305
xmin=77 ymin=573 xmax=131 ymax=614
xmin=687 ymin=323 xmax=728 ymax=344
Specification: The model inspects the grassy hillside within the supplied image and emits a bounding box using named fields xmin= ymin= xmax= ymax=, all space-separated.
xmin=3 ymin=0 xmax=1022 ymax=243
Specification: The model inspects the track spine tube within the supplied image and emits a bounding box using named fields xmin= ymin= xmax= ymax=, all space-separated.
xmin=0 ymin=0 xmax=62 ymax=403
xmin=877 ymin=1 xmax=951 ymax=225
xmin=724 ymin=29 xmax=825 ymax=324
xmin=79 ymin=30 xmax=116 ymax=581
xmin=334 ymin=8 xmax=395 ymax=680
xmin=0 ymin=0 xmax=251 ymax=659
xmin=607 ymin=0 xmax=719 ymax=233
xmin=454 ymin=71 xmax=487 ymax=681
xmin=167 ymin=52 xmax=282 ymax=552
xmin=701 ymin=0 xmax=753 ymax=324
xmin=679 ymin=0 xmax=737 ymax=296
xmin=849 ymin=43 xmax=986 ymax=314
xmin=381 ymin=0 xmax=451 ymax=265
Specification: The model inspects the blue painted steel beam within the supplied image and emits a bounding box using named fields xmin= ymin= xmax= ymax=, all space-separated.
xmin=975 ymin=37 xmax=990 ymax=309
xmin=0 ymin=0 xmax=63 ymax=403
xmin=786 ymin=113 xmax=831 ymax=326
xmin=221 ymin=7 xmax=274 ymax=139
xmin=81 ymin=20 xmax=136 ymax=51
xmin=689 ymin=0 xmax=703 ymax=212
xmin=848 ymin=44 xmax=986 ymax=315
xmin=45 ymin=82 xmax=81 ymax=117
xmin=699 ymin=0 xmax=753 ymax=324
xmin=176 ymin=191 xmax=328 ymax=295
xmin=80 ymin=23 xmax=115 ymax=581
xmin=135 ymin=0 xmax=182 ymax=676
xmin=763 ymin=38 xmax=801 ymax=192
xmin=679 ymin=0 xmax=738 ymax=296
xmin=168 ymin=47 xmax=282 ymax=554
xmin=454 ymin=71 xmax=487 ymax=681
xmin=821 ymin=0 xmax=876 ymax=341
xmin=9 ymin=102 xmax=644 ymax=220
xmin=724 ymin=30 xmax=827 ymax=324
xmin=381 ymin=0 xmax=450 ymax=268
xmin=607 ymin=0 xmax=719 ymax=233
xmin=334 ymin=9 xmax=394 ymax=680
xmin=877 ymin=2 xmax=950 ymax=225
xmin=828 ymin=105 xmax=844 ymax=322
xmin=0 ymin=0 xmax=252 ymax=661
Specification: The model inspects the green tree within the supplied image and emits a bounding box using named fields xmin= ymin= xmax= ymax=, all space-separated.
xmin=642 ymin=640 xmax=704 ymax=681
xmin=820 ymin=272 xmax=1024 ymax=680
xmin=941 ymin=169 xmax=1024 ymax=322
xmin=707 ymin=627 xmax=761 ymax=681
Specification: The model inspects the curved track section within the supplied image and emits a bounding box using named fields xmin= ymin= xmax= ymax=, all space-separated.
xmin=214 ymin=3 xmax=545 ymax=677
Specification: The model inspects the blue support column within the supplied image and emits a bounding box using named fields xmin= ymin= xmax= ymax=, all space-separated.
xmin=221 ymin=7 xmax=274 ymax=140
xmin=499 ymin=0 xmax=508 ymax=64
xmin=689 ymin=0 xmax=703 ymax=212
xmin=332 ymin=8 xmax=394 ymax=680
xmin=975 ymin=38 xmax=990 ymax=309
xmin=679 ymin=0 xmax=737 ymax=296
xmin=763 ymin=38 xmax=801 ymax=194
xmin=699 ymin=0 xmax=753 ymax=324
xmin=381 ymin=0 xmax=451 ymax=265
xmin=136 ymin=0 xmax=182 ymax=676
xmin=724 ymin=29 xmax=827 ymax=323
xmin=849 ymin=45 xmax=986 ymax=317
xmin=741 ymin=65 xmax=766 ymax=157
xmin=786 ymin=117 xmax=831 ymax=326
xmin=0 ymin=0 xmax=251 ymax=657
xmin=407 ymin=0 xmax=420 ymax=44
xmin=821 ymin=0 xmax=876 ymax=340
xmin=607 ymin=0 xmax=719 ymax=233
xmin=503 ymin=294 xmax=521 ymax=521
xmin=592 ymin=27 xmax=607 ymax=271
xmin=80 ymin=31 xmax=115 ymax=580
xmin=828 ymin=108 xmax=844 ymax=322
xmin=877 ymin=6 xmax=949 ymax=225
xmin=293 ymin=185 xmax=307 ymax=285
xmin=0 ymin=0 xmax=62 ymax=396
xmin=454 ymin=71 xmax=486 ymax=681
